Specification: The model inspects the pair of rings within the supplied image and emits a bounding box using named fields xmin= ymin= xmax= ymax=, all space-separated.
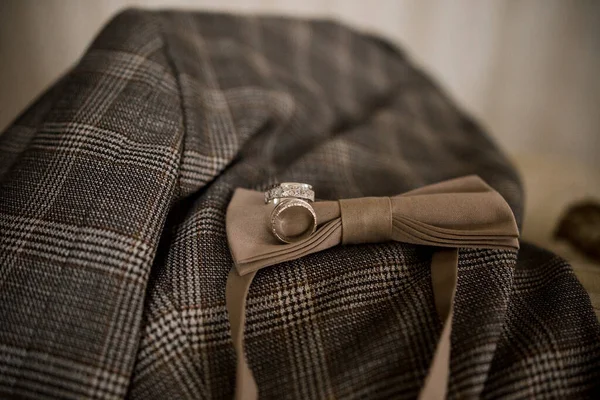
xmin=265 ymin=182 xmax=316 ymax=243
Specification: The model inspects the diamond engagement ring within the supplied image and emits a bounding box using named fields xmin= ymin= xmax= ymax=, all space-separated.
xmin=265 ymin=183 xmax=317 ymax=243
xmin=264 ymin=182 xmax=315 ymax=204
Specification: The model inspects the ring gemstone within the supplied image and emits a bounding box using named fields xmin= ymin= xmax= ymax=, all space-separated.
xmin=265 ymin=182 xmax=315 ymax=204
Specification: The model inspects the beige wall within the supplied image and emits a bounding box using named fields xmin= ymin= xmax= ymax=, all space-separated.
xmin=1 ymin=0 xmax=599 ymax=168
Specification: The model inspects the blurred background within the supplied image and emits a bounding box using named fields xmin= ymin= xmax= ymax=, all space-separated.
xmin=1 ymin=0 xmax=599 ymax=310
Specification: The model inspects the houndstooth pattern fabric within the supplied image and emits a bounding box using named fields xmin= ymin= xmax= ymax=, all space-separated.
xmin=0 ymin=9 xmax=598 ymax=399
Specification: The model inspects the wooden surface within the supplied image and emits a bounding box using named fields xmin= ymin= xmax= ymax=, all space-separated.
xmin=515 ymin=154 xmax=600 ymax=320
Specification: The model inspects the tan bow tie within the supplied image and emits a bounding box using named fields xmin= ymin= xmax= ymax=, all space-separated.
xmin=225 ymin=175 xmax=519 ymax=400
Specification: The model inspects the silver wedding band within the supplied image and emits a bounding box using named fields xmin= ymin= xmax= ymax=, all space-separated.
xmin=265 ymin=183 xmax=316 ymax=243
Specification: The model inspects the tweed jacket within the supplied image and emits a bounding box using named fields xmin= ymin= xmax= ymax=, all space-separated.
xmin=0 ymin=9 xmax=599 ymax=399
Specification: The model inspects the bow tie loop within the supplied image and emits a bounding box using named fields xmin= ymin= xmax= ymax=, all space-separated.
xmin=339 ymin=197 xmax=393 ymax=244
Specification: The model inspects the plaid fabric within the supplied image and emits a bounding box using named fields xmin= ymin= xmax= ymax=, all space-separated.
xmin=1 ymin=9 xmax=598 ymax=399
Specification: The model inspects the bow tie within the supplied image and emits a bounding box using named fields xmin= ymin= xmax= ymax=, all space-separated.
xmin=225 ymin=175 xmax=519 ymax=400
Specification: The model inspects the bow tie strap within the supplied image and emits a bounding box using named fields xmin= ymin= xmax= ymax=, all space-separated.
xmin=226 ymin=270 xmax=259 ymax=400
xmin=226 ymin=248 xmax=459 ymax=400
xmin=224 ymin=175 xmax=520 ymax=399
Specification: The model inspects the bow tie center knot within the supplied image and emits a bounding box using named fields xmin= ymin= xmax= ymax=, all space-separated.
xmin=339 ymin=197 xmax=393 ymax=245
